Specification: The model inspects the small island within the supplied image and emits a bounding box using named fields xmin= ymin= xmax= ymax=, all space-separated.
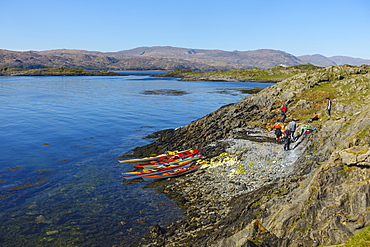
xmin=154 ymin=64 xmax=319 ymax=83
xmin=0 ymin=67 xmax=126 ymax=76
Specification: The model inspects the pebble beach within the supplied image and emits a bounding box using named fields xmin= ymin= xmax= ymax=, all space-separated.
xmin=141 ymin=126 xmax=309 ymax=246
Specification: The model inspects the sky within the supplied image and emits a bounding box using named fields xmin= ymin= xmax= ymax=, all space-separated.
xmin=1 ymin=0 xmax=369 ymax=59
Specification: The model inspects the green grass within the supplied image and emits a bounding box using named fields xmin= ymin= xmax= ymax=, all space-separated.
xmin=292 ymin=70 xmax=369 ymax=121
xmin=298 ymin=84 xmax=336 ymax=103
xmin=341 ymin=225 xmax=370 ymax=246
xmin=160 ymin=64 xmax=321 ymax=80
xmin=204 ymin=65 xmax=319 ymax=80
xmin=320 ymin=217 xmax=370 ymax=246
xmin=357 ymin=125 xmax=370 ymax=139
xmin=253 ymin=74 xmax=293 ymax=80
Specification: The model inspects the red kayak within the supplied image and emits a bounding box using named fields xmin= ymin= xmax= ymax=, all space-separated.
xmin=122 ymin=160 xmax=194 ymax=180
xmin=138 ymin=149 xmax=202 ymax=165
xmin=134 ymin=153 xmax=202 ymax=170
xmin=142 ymin=163 xmax=202 ymax=181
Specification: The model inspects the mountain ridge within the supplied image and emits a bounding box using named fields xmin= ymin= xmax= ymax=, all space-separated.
xmin=1 ymin=46 xmax=369 ymax=71
xmin=298 ymin=54 xmax=370 ymax=67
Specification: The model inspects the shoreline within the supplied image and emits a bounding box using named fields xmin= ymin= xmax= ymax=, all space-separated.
xmin=138 ymin=127 xmax=311 ymax=246
xmin=154 ymin=71 xmax=282 ymax=83
xmin=0 ymin=67 xmax=125 ymax=76
xmin=178 ymin=77 xmax=281 ymax=83
xmin=129 ymin=65 xmax=370 ymax=246
xmin=152 ymin=65 xmax=322 ymax=84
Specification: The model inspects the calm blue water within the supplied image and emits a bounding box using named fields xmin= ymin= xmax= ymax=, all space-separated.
xmin=0 ymin=72 xmax=274 ymax=246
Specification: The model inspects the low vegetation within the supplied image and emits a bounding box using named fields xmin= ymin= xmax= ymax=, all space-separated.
xmin=332 ymin=225 xmax=370 ymax=247
xmin=156 ymin=64 xmax=320 ymax=82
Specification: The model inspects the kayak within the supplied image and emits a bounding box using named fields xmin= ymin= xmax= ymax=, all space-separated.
xmin=135 ymin=149 xmax=202 ymax=166
xmin=133 ymin=153 xmax=203 ymax=169
xmin=133 ymin=154 xmax=202 ymax=170
xmin=118 ymin=153 xmax=167 ymax=164
xmin=142 ymin=163 xmax=202 ymax=181
xmin=122 ymin=161 xmax=194 ymax=180
xmin=118 ymin=149 xmax=200 ymax=164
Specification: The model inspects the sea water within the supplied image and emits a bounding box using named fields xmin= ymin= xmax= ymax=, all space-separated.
xmin=0 ymin=72 xmax=274 ymax=246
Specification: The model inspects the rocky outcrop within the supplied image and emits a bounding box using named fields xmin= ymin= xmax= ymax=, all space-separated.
xmin=134 ymin=65 xmax=370 ymax=246
xmin=338 ymin=146 xmax=370 ymax=166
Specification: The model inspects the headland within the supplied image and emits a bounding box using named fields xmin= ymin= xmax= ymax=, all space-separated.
xmin=129 ymin=64 xmax=370 ymax=246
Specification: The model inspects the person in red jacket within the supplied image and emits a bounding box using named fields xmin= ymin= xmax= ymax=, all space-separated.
xmin=280 ymin=104 xmax=288 ymax=122
xmin=310 ymin=113 xmax=319 ymax=122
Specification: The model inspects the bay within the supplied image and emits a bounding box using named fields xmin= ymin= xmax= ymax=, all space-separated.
xmin=0 ymin=72 xmax=274 ymax=246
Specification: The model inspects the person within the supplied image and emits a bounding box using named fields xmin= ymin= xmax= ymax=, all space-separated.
xmin=310 ymin=113 xmax=319 ymax=122
xmin=326 ymin=98 xmax=332 ymax=118
xmin=288 ymin=120 xmax=297 ymax=139
xmin=280 ymin=104 xmax=288 ymax=122
xmin=282 ymin=129 xmax=291 ymax=151
xmin=273 ymin=122 xmax=282 ymax=141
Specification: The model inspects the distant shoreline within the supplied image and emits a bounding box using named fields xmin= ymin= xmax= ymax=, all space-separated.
xmin=153 ymin=66 xmax=321 ymax=83
xmin=0 ymin=67 xmax=126 ymax=76
xmin=154 ymin=71 xmax=281 ymax=83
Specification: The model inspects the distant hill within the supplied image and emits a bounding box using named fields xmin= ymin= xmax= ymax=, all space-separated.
xmin=297 ymin=54 xmax=337 ymax=67
xmin=298 ymin=54 xmax=370 ymax=67
xmin=1 ymin=47 xmax=369 ymax=71
xmin=117 ymin=46 xmax=304 ymax=69
xmin=0 ymin=47 xmax=304 ymax=71
xmin=330 ymin=56 xmax=370 ymax=66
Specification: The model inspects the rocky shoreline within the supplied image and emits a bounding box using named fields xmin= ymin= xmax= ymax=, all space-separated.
xmin=125 ymin=65 xmax=370 ymax=247
xmin=153 ymin=65 xmax=320 ymax=83
xmin=178 ymin=75 xmax=281 ymax=83
xmin=154 ymin=70 xmax=282 ymax=83
xmin=140 ymin=127 xmax=312 ymax=246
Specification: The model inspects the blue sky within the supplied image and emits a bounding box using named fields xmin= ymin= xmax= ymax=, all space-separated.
xmin=1 ymin=0 xmax=369 ymax=59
